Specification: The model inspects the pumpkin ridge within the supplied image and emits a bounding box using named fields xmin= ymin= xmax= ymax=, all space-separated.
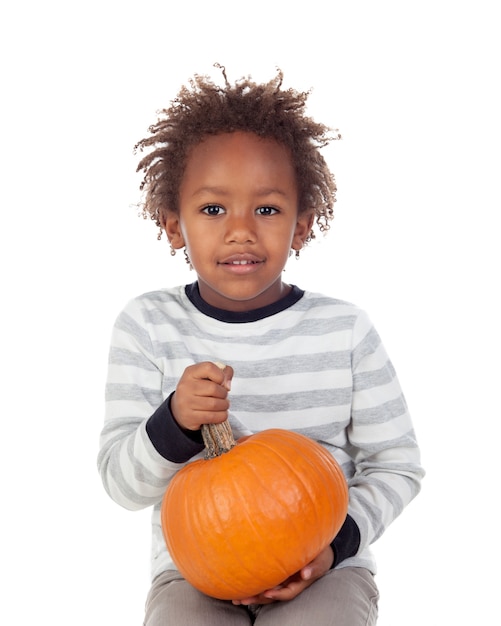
xmin=165 ymin=467 xmax=204 ymax=577
xmin=166 ymin=464 xmax=248 ymax=598
xmin=310 ymin=450 xmax=349 ymax=527
xmin=249 ymin=434 xmax=326 ymax=539
xmin=248 ymin=432 xmax=347 ymax=545
xmin=219 ymin=468 xmax=287 ymax=599
xmin=224 ymin=449 xmax=304 ymax=588
xmin=197 ymin=462 xmax=249 ymax=593
xmin=245 ymin=437 xmax=317 ymax=510
xmin=204 ymin=468 xmax=263 ymax=596
xmin=197 ymin=453 xmax=278 ymax=598
xmin=161 ymin=427 xmax=349 ymax=600
xmin=249 ymin=433 xmax=328 ymax=505
xmin=245 ymin=434 xmax=334 ymax=565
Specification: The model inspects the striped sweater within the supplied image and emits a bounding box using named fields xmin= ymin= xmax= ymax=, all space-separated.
xmin=98 ymin=283 xmax=423 ymax=581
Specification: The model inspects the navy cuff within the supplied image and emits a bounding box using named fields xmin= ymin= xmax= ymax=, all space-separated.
xmin=330 ymin=514 xmax=361 ymax=568
xmin=145 ymin=393 xmax=204 ymax=463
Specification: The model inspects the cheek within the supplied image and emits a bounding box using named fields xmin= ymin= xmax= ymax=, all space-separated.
xmin=182 ymin=226 xmax=204 ymax=253
xmin=179 ymin=222 xmax=197 ymax=249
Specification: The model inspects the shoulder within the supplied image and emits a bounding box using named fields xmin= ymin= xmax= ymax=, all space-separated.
xmin=295 ymin=290 xmax=376 ymax=340
xmin=299 ymin=289 xmax=358 ymax=310
xmin=112 ymin=285 xmax=190 ymax=333
xmin=120 ymin=285 xmax=186 ymax=316
xmin=130 ymin=284 xmax=186 ymax=307
xmin=298 ymin=289 xmax=366 ymax=319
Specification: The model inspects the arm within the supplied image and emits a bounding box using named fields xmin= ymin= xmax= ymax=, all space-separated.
xmin=342 ymin=310 xmax=424 ymax=558
xmin=97 ymin=300 xmax=233 ymax=511
xmin=97 ymin=301 xmax=204 ymax=511
xmin=235 ymin=310 xmax=424 ymax=605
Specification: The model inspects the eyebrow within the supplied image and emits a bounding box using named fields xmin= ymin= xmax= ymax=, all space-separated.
xmin=192 ymin=186 xmax=289 ymax=197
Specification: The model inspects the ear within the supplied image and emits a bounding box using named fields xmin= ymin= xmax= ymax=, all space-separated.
xmin=164 ymin=212 xmax=186 ymax=250
xmin=292 ymin=212 xmax=315 ymax=251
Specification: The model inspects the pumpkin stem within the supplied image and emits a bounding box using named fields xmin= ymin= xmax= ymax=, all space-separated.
xmin=201 ymin=362 xmax=236 ymax=459
xmin=201 ymin=421 xmax=236 ymax=459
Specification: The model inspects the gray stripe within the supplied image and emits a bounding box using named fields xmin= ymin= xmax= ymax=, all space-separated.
xmin=143 ymin=311 xmax=357 ymax=346
xmin=187 ymin=351 xmax=352 ymax=377
xmin=340 ymin=459 xmax=356 ymax=477
xmin=105 ymin=382 xmax=163 ymax=407
xmin=115 ymin=311 xmax=154 ymax=354
xmin=367 ymin=476 xmax=405 ymax=517
xmin=109 ymin=347 xmax=159 ymax=371
xmin=293 ymin=294 xmax=352 ymax=310
xmin=349 ymin=488 xmax=385 ymax=541
xmin=108 ymin=447 xmax=158 ymax=507
xmin=352 ymin=397 xmax=408 ymax=425
xmin=152 ymin=340 xmax=196 ymax=361
xmin=353 ymin=362 xmax=394 ymax=391
xmin=352 ymin=327 xmax=381 ymax=370
xmin=231 ymin=387 xmax=352 ymax=412
xmin=100 ymin=436 xmax=165 ymax=507
xmin=236 ymin=352 xmax=351 ymax=376
xmin=293 ymin=421 xmax=350 ymax=441
xmin=99 ymin=417 xmax=142 ymax=439
xmin=127 ymin=436 xmax=169 ymax=490
xmin=352 ymin=432 xmax=419 ymax=454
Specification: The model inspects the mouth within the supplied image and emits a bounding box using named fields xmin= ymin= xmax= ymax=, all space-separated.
xmin=225 ymin=259 xmax=261 ymax=266
xmin=218 ymin=254 xmax=264 ymax=273
xmin=218 ymin=254 xmax=264 ymax=266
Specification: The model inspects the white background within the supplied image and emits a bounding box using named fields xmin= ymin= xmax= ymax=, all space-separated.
xmin=1 ymin=1 xmax=499 ymax=624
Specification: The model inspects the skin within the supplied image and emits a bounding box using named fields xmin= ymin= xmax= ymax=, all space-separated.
xmin=166 ymin=131 xmax=312 ymax=312
xmin=165 ymin=131 xmax=334 ymax=604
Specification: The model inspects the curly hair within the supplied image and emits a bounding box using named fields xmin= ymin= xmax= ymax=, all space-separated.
xmin=135 ymin=65 xmax=340 ymax=242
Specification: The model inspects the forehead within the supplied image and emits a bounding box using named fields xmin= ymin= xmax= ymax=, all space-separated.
xmin=181 ymin=131 xmax=297 ymax=193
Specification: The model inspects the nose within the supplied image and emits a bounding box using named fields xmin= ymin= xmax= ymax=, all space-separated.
xmin=224 ymin=211 xmax=257 ymax=244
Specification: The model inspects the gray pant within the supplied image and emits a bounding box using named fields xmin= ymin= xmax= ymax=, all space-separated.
xmin=144 ymin=567 xmax=379 ymax=625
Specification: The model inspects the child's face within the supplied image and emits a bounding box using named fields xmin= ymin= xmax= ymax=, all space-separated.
xmin=166 ymin=131 xmax=313 ymax=312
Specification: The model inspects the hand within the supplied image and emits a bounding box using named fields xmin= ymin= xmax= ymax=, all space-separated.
xmin=171 ymin=362 xmax=234 ymax=431
xmin=232 ymin=544 xmax=334 ymax=606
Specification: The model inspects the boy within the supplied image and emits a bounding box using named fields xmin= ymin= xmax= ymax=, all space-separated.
xmin=98 ymin=66 xmax=423 ymax=625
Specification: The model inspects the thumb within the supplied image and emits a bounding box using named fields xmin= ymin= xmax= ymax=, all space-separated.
xmin=214 ymin=361 xmax=233 ymax=392
xmin=222 ymin=365 xmax=233 ymax=391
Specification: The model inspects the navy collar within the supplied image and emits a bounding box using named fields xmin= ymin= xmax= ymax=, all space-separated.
xmin=185 ymin=282 xmax=304 ymax=323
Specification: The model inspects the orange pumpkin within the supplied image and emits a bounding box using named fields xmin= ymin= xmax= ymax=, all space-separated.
xmin=161 ymin=422 xmax=348 ymax=600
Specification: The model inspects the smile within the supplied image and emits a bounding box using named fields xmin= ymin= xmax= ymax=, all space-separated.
xmin=218 ymin=253 xmax=264 ymax=266
xmin=218 ymin=254 xmax=264 ymax=274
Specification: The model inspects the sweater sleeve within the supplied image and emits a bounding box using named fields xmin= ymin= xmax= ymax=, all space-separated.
xmin=97 ymin=300 xmax=202 ymax=511
xmin=330 ymin=514 xmax=361 ymax=567
xmin=146 ymin=392 xmax=204 ymax=462
xmin=337 ymin=310 xmax=424 ymax=563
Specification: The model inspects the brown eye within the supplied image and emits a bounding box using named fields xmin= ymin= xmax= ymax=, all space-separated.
xmin=256 ymin=206 xmax=278 ymax=216
xmin=202 ymin=205 xmax=225 ymax=216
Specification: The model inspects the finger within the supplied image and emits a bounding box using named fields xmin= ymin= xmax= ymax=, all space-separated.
xmin=221 ymin=365 xmax=234 ymax=391
xmin=212 ymin=361 xmax=234 ymax=391
xmin=264 ymin=579 xmax=308 ymax=601
xmin=191 ymin=401 xmax=230 ymax=419
xmin=190 ymin=361 xmax=229 ymax=386
xmin=193 ymin=412 xmax=230 ymax=425
xmin=171 ymin=384 xmax=229 ymax=430
xmin=232 ymin=597 xmax=256 ymax=606
xmin=192 ymin=378 xmax=229 ymax=402
xmin=232 ymin=595 xmax=274 ymax=606
xmin=234 ymin=586 xmax=284 ymax=604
